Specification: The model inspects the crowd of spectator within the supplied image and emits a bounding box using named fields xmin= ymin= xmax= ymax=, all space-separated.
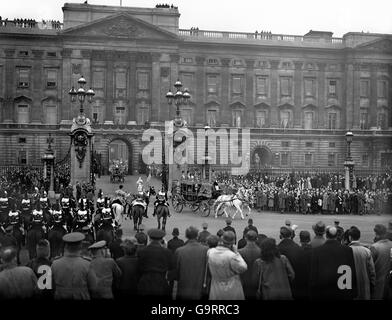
xmin=155 ymin=4 xmax=178 ymax=9
xmin=0 ymin=17 xmax=62 ymax=30
xmin=1 ymin=218 xmax=391 ymax=300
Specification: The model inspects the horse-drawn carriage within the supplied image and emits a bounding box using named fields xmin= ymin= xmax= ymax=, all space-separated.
xmin=171 ymin=180 xmax=222 ymax=217
xmin=109 ymin=160 xmax=127 ymax=183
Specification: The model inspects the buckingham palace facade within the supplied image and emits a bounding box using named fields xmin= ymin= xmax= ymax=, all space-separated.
xmin=0 ymin=2 xmax=391 ymax=175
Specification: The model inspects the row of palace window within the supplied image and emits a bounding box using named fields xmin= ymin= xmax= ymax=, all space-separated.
xmin=12 ymin=103 xmax=389 ymax=130
xmin=13 ymin=67 xmax=389 ymax=100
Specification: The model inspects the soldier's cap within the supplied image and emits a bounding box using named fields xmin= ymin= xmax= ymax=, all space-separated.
xmin=88 ymin=240 xmax=107 ymax=250
xmin=225 ymin=218 xmax=232 ymax=225
xmin=62 ymin=232 xmax=85 ymax=243
xmin=147 ymin=228 xmax=166 ymax=240
xmin=202 ymin=222 xmax=208 ymax=229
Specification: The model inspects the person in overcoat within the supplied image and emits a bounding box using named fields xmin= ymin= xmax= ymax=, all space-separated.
xmin=174 ymin=226 xmax=208 ymax=300
xmin=309 ymin=226 xmax=357 ymax=300
xmin=207 ymin=231 xmax=247 ymax=300
xmin=137 ymin=229 xmax=174 ymax=297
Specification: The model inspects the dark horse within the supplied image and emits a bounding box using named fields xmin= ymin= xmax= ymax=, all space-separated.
xmin=155 ymin=203 xmax=170 ymax=231
xmin=11 ymin=225 xmax=24 ymax=265
xmin=48 ymin=223 xmax=67 ymax=259
xmin=26 ymin=224 xmax=46 ymax=259
xmin=131 ymin=203 xmax=145 ymax=231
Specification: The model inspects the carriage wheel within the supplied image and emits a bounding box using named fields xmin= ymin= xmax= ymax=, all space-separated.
xmin=199 ymin=201 xmax=211 ymax=217
xmin=215 ymin=202 xmax=226 ymax=217
xmin=189 ymin=201 xmax=200 ymax=213
xmin=172 ymin=196 xmax=183 ymax=213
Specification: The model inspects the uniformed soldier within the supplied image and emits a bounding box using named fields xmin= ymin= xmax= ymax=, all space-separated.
xmin=153 ymin=188 xmax=169 ymax=217
xmin=131 ymin=192 xmax=148 ymax=219
xmin=60 ymin=191 xmax=75 ymax=232
xmin=51 ymin=232 xmax=97 ymax=300
xmin=39 ymin=191 xmax=50 ymax=222
xmin=137 ymin=228 xmax=174 ymax=296
xmin=20 ymin=192 xmax=32 ymax=230
xmin=88 ymin=240 xmax=122 ymax=299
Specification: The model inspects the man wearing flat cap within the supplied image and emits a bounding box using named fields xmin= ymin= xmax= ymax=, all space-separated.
xmin=223 ymin=218 xmax=237 ymax=244
xmin=197 ymin=222 xmax=211 ymax=246
xmin=89 ymin=240 xmax=122 ymax=299
xmin=51 ymin=232 xmax=97 ymax=300
xmin=137 ymin=228 xmax=174 ymax=296
xmin=309 ymin=226 xmax=357 ymax=300
xmin=310 ymin=221 xmax=326 ymax=248
xmin=207 ymin=231 xmax=247 ymax=299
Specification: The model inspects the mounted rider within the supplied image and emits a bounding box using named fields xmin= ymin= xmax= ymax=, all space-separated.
xmin=8 ymin=202 xmax=24 ymax=235
xmin=31 ymin=201 xmax=46 ymax=234
xmin=73 ymin=201 xmax=92 ymax=234
xmin=20 ymin=191 xmax=33 ymax=230
xmin=96 ymin=189 xmax=105 ymax=211
xmin=132 ymin=192 xmax=147 ymax=214
xmin=98 ymin=197 xmax=117 ymax=229
xmin=0 ymin=190 xmax=11 ymax=226
xmin=49 ymin=201 xmax=67 ymax=233
xmin=113 ymin=185 xmax=127 ymax=207
xmin=61 ymin=189 xmax=76 ymax=232
xmin=153 ymin=188 xmax=170 ymax=217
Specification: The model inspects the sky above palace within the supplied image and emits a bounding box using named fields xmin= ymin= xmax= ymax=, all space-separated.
xmin=2 ymin=0 xmax=391 ymax=37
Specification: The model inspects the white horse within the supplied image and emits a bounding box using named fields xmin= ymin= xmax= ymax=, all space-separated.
xmin=111 ymin=194 xmax=131 ymax=226
xmin=214 ymin=188 xmax=253 ymax=220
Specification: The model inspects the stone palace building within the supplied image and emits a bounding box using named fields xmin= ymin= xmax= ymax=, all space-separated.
xmin=0 ymin=2 xmax=391 ymax=175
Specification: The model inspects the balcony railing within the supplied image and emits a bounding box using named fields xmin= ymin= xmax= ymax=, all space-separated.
xmin=179 ymin=29 xmax=344 ymax=45
xmin=0 ymin=19 xmax=63 ymax=30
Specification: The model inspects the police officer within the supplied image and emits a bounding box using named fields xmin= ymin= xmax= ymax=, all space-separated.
xmin=88 ymin=240 xmax=122 ymax=299
xmin=51 ymin=232 xmax=97 ymax=299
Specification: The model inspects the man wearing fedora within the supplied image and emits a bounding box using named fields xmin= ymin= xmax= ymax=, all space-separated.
xmin=310 ymin=221 xmax=326 ymax=248
xmin=88 ymin=240 xmax=122 ymax=299
xmin=137 ymin=228 xmax=174 ymax=297
xmin=174 ymin=226 xmax=209 ymax=300
xmin=51 ymin=232 xmax=97 ymax=300
xmin=167 ymin=227 xmax=184 ymax=254
xmin=207 ymin=231 xmax=247 ymax=300
xmin=223 ymin=218 xmax=237 ymax=244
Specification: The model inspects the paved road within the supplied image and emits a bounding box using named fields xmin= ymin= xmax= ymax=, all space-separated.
xmin=95 ymin=175 xmax=391 ymax=245
xmin=16 ymin=175 xmax=391 ymax=265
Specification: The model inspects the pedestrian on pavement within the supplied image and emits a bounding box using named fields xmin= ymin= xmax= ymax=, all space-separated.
xmin=252 ymin=238 xmax=295 ymax=300
xmin=370 ymin=224 xmax=392 ymax=299
xmin=309 ymin=226 xmax=357 ymax=300
xmin=174 ymin=226 xmax=209 ymax=300
xmin=238 ymin=230 xmax=261 ymax=299
xmin=348 ymin=226 xmax=375 ymax=300
xmin=197 ymin=222 xmax=211 ymax=246
xmin=207 ymin=231 xmax=247 ymax=300
xmin=310 ymin=221 xmax=326 ymax=248
xmin=137 ymin=229 xmax=174 ymax=297
xmin=243 ymin=218 xmax=258 ymax=236
xmin=89 ymin=240 xmax=122 ymax=299
xmin=167 ymin=227 xmax=185 ymax=254
xmin=115 ymin=238 xmax=139 ymax=299
xmin=0 ymin=246 xmax=38 ymax=299
xmin=51 ymin=232 xmax=97 ymax=300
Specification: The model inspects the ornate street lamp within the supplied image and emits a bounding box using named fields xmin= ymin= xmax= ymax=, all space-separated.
xmin=204 ymin=125 xmax=211 ymax=181
xmin=42 ymin=134 xmax=55 ymax=198
xmin=166 ymin=79 xmax=191 ymax=128
xmin=344 ymin=131 xmax=355 ymax=191
xmin=69 ymin=75 xmax=95 ymax=116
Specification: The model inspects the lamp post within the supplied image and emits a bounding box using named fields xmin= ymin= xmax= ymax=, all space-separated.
xmin=165 ymin=79 xmax=191 ymax=194
xmin=68 ymin=75 xmax=95 ymax=118
xmin=42 ymin=134 xmax=55 ymax=200
xmin=166 ymin=79 xmax=191 ymax=129
xmin=204 ymin=125 xmax=211 ymax=182
xmin=344 ymin=131 xmax=355 ymax=191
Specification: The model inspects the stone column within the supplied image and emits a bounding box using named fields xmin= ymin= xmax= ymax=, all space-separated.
xmin=31 ymin=50 xmax=44 ymax=123
xmin=151 ymin=53 xmax=161 ymax=122
xmin=245 ymin=59 xmax=255 ymax=127
xmin=129 ymin=52 xmax=137 ymax=122
xmin=269 ymin=60 xmax=280 ymax=128
xmin=3 ymin=49 xmax=15 ymax=122
xmin=195 ymin=56 xmax=206 ymax=125
xmin=345 ymin=63 xmax=355 ymax=129
xmin=81 ymin=49 xmax=92 ymax=117
xmin=220 ymin=58 xmax=230 ymax=125
xmin=369 ymin=63 xmax=377 ymax=128
xmin=293 ymin=61 xmax=303 ymax=127
xmin=352 ymin=63 xmax=361 ymax=129
xmin=105 ymin=51 xmax=114 ymax=122
xmin=317 ymin=62 xmax=326 ymax=128
xmin=61 ymin=48 xmax=73 ymax=121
